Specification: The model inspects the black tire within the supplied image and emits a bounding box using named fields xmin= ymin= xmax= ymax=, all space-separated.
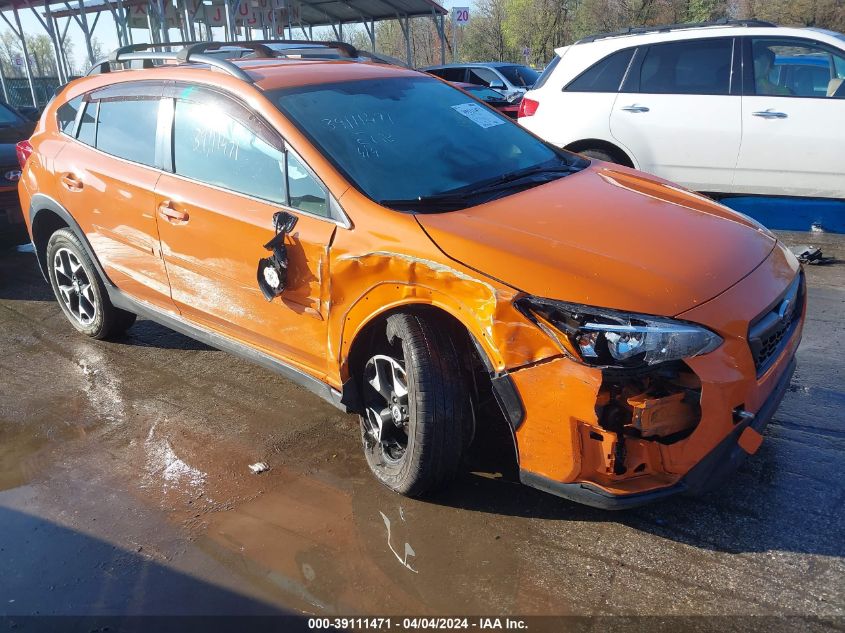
xmin=579 ymin=148 xmax=618 ymax=163
xmin=359 ymin=313 xmax=469 ymax=497
xmin=46 ymin=228 xmax=136 ymax=340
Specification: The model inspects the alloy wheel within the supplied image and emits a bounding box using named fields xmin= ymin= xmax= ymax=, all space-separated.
xmin=362 ymin=354 xmax=410 ymax=462
xmin=53 ymin=247 xmax=97 ymax=326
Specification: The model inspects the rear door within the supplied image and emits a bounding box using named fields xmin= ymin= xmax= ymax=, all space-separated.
xmin=734 ymin=36 xmax=845 ymax=198
xmin=609 ymin=36 xmax=741 ymax=192
xmin=51 ymin=82 xmax=174 ymax=311
xmin=153 ymin=85 xmax=337 ymax=376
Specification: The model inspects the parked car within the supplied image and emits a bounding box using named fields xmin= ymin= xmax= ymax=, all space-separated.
xmin=518 ymin=20 xmax=845 ymax=200
xmin=454 ymin=82 xmax=521 ymax=118
xmin=18 ymin=41 xmax=803 ymax=508
xmin=422 ymin=62 xmax=539 ymax=100
xmin=0 ymin=101 xmax=35 ymax=244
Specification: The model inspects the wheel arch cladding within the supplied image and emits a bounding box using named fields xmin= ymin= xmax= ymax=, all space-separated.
xmin=29 ymin=194 xmax=110 ymax=286
xmin=344 ymin=303 xmax=521 ymax=473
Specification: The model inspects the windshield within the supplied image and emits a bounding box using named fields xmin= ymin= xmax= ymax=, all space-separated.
xmin=272 ymin=76 xmax=583 ymax=207
xmin=498 ymin=65 xmax=540 ymax=87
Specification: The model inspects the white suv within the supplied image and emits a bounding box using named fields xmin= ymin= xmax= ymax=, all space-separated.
xmin=518 ymin=20 xmax=845 ymax=199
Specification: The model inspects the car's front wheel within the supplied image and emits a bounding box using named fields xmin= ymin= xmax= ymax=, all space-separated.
xmin=360 ymin=312 xmax=469 ymax=497
xmin=46 ymin=228 xmax=136 ymax=339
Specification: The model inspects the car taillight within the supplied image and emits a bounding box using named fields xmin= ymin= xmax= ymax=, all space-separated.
xmin=518 ymin=97 xmax=539 ymax=118
xmin=16 ymin=140 xmax=33 ymax=169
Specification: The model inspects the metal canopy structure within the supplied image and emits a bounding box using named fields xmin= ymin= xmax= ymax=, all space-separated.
xmin=0 ymin=0 xmax=447 ymax=107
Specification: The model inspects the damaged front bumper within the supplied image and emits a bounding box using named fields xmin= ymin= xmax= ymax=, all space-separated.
xmin=518 ymin=357 xmax=796 ymax=510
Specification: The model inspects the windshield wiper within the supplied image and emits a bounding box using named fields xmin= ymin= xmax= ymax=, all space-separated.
xmin=381 ymin=163 xmax=578 ymax=212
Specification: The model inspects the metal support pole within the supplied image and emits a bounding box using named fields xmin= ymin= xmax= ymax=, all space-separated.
xmin=0 ymin=72 xmax=9 ymax=104
xmin=452 ymin=13 xmax=456 ymax=62
xmin=68 ymin=0 xmax=96 ymax=65
xmin=27 ymin=0 xmax=67 ymax=83
xmin=12 ymin=6 xmax=38 ymax=106
xmin=223 ymin=0 xmax=233 ymax=41
xmin=399 ymin=15 xmax=411 ymax=66
xmin=55 ymin=15 xmax=73 ymax=77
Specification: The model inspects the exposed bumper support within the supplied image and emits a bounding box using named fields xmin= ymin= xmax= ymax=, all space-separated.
xmin=520 ymin=357 xmax=797 ymax=510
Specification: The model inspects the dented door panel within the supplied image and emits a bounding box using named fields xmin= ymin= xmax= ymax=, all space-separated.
xmin=154 ymin=174 xmax=336 ymax=377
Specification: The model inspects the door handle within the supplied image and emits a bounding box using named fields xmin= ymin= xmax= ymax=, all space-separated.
xmin=60 ymin=173 xmax=83 ymax=190
xmin=158 ymin=201 xmax=189 ymax=224
xmin=621 ymin=104 xmax=650 ymax=113
xmin=752 ymin=109 xmax=788 ymax=119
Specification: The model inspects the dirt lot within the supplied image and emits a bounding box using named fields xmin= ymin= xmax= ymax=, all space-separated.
xmin=0 ymin=231 xmax=843 ymax=626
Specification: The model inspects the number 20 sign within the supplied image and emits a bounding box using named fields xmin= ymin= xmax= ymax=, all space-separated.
xmin=453 ymin=7 xmax=470 ymax=25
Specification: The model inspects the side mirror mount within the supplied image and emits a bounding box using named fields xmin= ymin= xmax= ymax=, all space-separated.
xmin=257 ymin=210 xmax=299 ymax=300
xmin=489 ymin=79 xmax=506 ymax=90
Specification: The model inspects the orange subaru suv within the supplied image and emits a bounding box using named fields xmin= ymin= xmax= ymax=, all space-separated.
xmin=17 ymin=42 xmax=804 ymax=509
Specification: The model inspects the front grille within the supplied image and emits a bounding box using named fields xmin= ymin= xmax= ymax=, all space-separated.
xmin=748 ymin=272 xmax=804 ymax=376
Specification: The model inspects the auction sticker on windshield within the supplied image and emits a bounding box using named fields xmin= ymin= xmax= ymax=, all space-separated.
xmin=451 ymin=102 xmax=504 ymax=128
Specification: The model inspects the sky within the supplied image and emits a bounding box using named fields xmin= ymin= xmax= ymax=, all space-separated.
xmin=5 ymin=0 xmax=467 ymax=73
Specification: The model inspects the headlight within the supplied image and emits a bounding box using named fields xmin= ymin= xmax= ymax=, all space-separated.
xmin=515 ymin=297 xmax=722 ymax=368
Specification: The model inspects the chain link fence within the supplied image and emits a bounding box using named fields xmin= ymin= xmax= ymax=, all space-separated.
xmin=1 ymin=77 xmax=63 ymax=109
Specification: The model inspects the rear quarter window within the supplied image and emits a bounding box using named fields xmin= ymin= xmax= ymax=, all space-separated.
xmin=532 ymin=55 xmax=561 ymax=90
xmin=76 ymin=102 xmax=96 ymax=146
xmin=565 ymin=48 xmax=635 ymax=92
xmin=56 ymin=97 xmax=82 ymax=134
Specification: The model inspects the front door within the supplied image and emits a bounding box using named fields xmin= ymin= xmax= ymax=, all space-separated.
xmin=610 ymin=37 xmax=742 ymax=192
xmin=153 ymin=87 xmax=337 ymax=377
xmin=734 ymin=36 xmax=845 ymax=199
xmin=53 ymin=83 xmax=174 ymax=311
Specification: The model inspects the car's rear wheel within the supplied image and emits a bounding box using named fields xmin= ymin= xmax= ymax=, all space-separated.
xmin=46 ymin=228 xmax=136 ymax=339
xmin=360 ymin=313 xmax=468 ymax=497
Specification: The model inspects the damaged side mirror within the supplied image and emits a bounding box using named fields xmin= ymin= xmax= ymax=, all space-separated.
xmin=257 ymin=211 xmax=299 ymax=300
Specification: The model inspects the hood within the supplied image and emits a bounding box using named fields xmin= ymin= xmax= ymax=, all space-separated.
xmin=416 ymin=165 xmax=776 ymax=317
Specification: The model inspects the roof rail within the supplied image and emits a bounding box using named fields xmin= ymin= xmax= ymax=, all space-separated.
xmin=575 ymin=18 xmax=777 ymax=44
xmin=87 ymin=39 xmax=400 ymax=81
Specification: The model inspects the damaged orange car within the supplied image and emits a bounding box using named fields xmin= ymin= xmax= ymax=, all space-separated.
xmin=17 ymin=42 xmax=804 ymax=508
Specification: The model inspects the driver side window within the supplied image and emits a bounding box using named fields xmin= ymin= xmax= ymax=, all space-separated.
xmin=750 ymin=38 xmax=845 ymax=98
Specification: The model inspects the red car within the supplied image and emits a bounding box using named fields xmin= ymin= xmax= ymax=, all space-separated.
xmin=454 ymin=82 xmax=521 ymax=118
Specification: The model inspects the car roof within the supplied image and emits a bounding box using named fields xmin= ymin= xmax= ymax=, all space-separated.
xmin=566 ymin=24 xmax=843 ymax=51
xmin=551 ymin=25 xmax=845 ymax=65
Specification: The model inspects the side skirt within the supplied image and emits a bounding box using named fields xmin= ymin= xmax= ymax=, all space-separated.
xmin=107 ymin=287 xmax=352 ymax=414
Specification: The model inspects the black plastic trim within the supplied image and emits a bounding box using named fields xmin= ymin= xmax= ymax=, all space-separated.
xmin=520 ymin=357 xmax=796 ymax=509
xmin=28 ymin=194 xmax=114 ymax=285
xmin=107 ymin=286 xmax=351 ymax=413
xmin=491 ymin=373 xmax=525 ymax=430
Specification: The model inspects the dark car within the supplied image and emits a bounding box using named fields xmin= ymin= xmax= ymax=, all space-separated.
xmin=0 ymin=101 xmax=35 ymax=244
xmin=422 ymin=62 xmax=540 ymax=100
xmin=454 ymin=82 xmax=521 ymax=118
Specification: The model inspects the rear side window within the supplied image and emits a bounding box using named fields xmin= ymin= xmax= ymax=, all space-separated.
xmin=439 ymin=68 xmax=467 ymax=82
xmin=533 ymin=55 xmax=560 ymax=90
xmin=466 ymin=67 xmax=500 ymax=87
xmin=637 ymin=38 xmax=732 ymax=95
xmin=173 ymin=99 xmax=288 ymax=206
xmin=566 ymin=48 xmax=635 ymax=92
xmin=56 ymin=97 xmax=82 ymax=134
xmin=76 ymin=102 xmax=96 ymax=146
xmin=95 ymin=98 xmax=159 ymax=166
